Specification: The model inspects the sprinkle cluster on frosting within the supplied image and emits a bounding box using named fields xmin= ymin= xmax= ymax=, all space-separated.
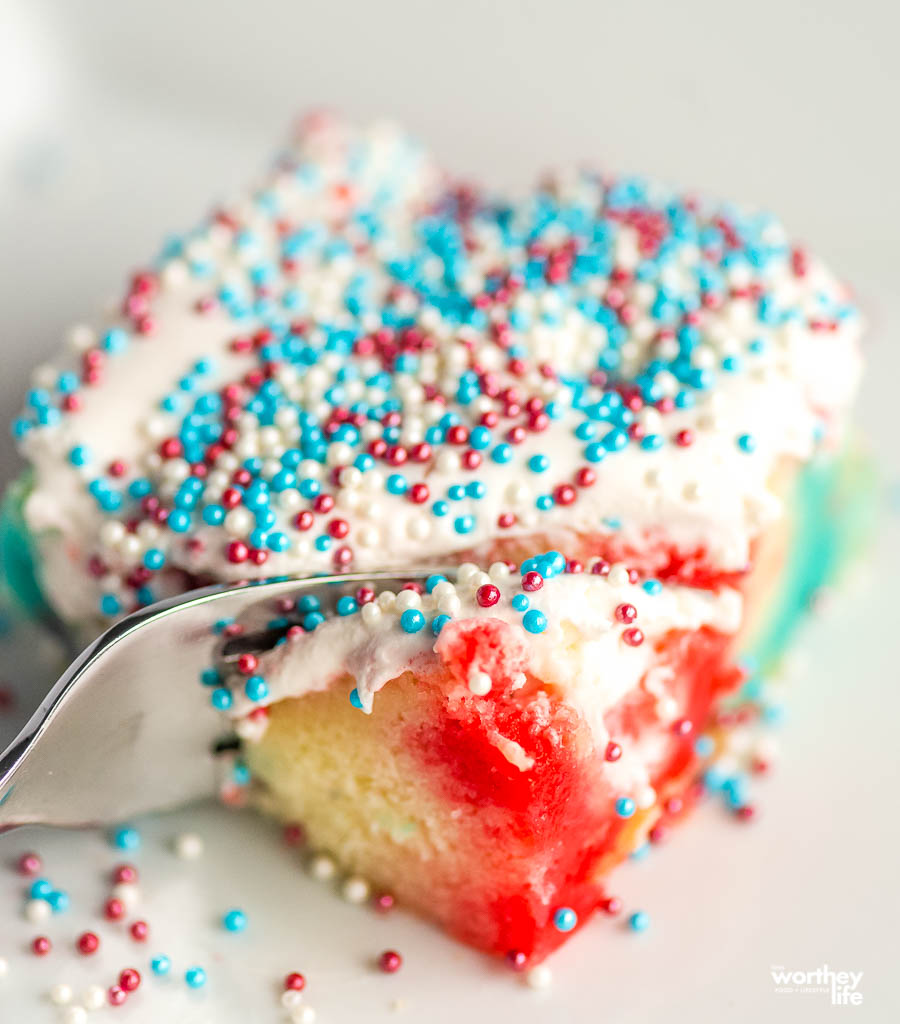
xmin=15 ymin=115 xmax=859 ymax=620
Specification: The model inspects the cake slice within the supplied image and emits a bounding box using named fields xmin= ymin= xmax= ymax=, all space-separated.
xmin=4 ymin=116 xmax=866 ymax=965
xmin=215 ymin=554 xmax=742 ymax=962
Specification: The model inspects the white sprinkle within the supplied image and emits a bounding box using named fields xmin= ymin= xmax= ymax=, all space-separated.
xmin=607 ymin=564 xmax=630 ymax=587
xmin=525 ymin=965 xmax=553 ymax=989
xmin=437 ymin=594 xmax=461 ymax=616
xmin=376 ymin=591 xmax=396 ymax=611
xmin=281 ymin=989 xmax=304 ymax=1009
xmin=174 ymin=832 xmax=204 ymax=860
xmin=81 ymin=985 xmax=106 ymax=1010
xmin=456 ymin=563 xmax=480 ymax=584
xmin=49 ymin=983 xmax=73 ymax=1005
xmin=309 ymin=853 xmax=337 ymax=881
xmin=361 ymin=602 xmax=382 ymax=627
xmin=62 ymin=1008 xmax=88 ymax=1024
xmin=291 ymin=1006 xmax=316 ymax=1024
xmin=25 ymin=898 xmax=51 ymax=923
xmin=111 ymin=882 xmax=141 ymax=909
xmin=468 ymin=671 xmax=492 ymax=696
xmin=488 ymin=561 xmax=511 ymax=582
xmin=637 ymin=786 xmax=657 ymax=809
xmin=341 ymin=876 xmax=371 ymax=904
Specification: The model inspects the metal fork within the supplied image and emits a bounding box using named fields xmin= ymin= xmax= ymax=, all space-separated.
xmin=0 ymin=570 xmax=434 ymax=831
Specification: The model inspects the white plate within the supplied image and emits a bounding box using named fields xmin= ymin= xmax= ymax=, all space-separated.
xmin=1 ymin=4 xmax=898 ymax=1019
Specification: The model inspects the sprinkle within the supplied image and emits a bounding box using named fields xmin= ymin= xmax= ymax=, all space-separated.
xmin=349 ymin=687 xmax=364 ymax=710
xmin=737 ymin=433 xmax=757 ymax=452
xmin=82 ymin=984 xmax=106 ymax=1009
xmin=475 ymin=584 xmax=500 ymax=607
xmin=522 ymin=609 xmax=547 ymax=634
xmin=150 ymin=955 xmax=171 ymax=976
xmin=111 ymin=827 xmax=141 ymax=851
xmin=399 ymin=609 xmax=425 ymax=633
xmin=615 ymin=797 xmax=636 ymax=818
xmin=119 ymin=968 xmax=141 ymax=992
xmin=49 ymin=982 xmax=73 ymax=1005
xmin=341 ymin=877 xmax=371 ymax=904
xmin=378 ymin=950 xmax=402 ymax=973
xmin=628 ymin=911 xmax=650 ymax=932
xmin=76 ymin=931 xmax=99 ymax=955
xmin=431 ymin=614 xmax=451 ymax=635
xmin=32 ymin=936 xmax=51 ymax=955
xmin=185 ymin=966 xmax=207 ymax=988
xmin=552 ymin=907 xmax=578 ymax=932
xmin=525 ymin=965 xmax=553 ymax=989
xmin=173 ymin=832 xmax=204 ymax=860
xmin=222 ymin=909 xmax=247 ymax=932
xmin=104 ymin=899 xmax=124 ymax=921
xmin=284 ymin=972 xmax=306 ymax=992
xmin=130 ymin=920 xmax=149 ymax=941
xmin=17 ymin=852 xmax=42 ymax=876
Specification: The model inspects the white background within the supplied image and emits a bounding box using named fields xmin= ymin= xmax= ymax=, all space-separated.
xmin=1 ymin=2 xmax=898 ymax=1021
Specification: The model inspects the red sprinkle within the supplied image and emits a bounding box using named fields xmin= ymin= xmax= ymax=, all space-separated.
xmin=284 ymin=972 xmax=306 ymax=992
xmin=119 ymin=968 xmax=141 ymax=992
xmin=31 ymin=936 xmax=51 ymax=956
xmin=237 ymin=653 xmax=258 ymax=675
xmin=108 ymin=985 xmax=127 ymax=1006
xmin=77 ymin=931 xmax=100 ymax=955
xmin=505 ymin=949 xmax=528 ymax=971
xmin=605 ymin=741 xmax=623 ymax=762
xmin=521 ymin=571 xmax=543 ymax=592
xmin=373 ymin=892 xmax=395 ymax=913
xmin=378 ymin=950 xmax=402 ymax=973
xmin=104 ymin=898 xmax=126 ymax=921
xmin=614 ymin=603 xmax=637 ymax=624
xmin=130 ymin=920 xmax=149 ymax=942
xmin=112 ymin=864 xmax=138 ymax=885
xmin=476 ymin=584 xmax=500 ymax=608
xmin=17 ymin=852 xmax=42 ymax=876
xmin=622 ymin=627 xmax=644 ymax=647
xmin=600 ymin=896 xmax=622 ymax=916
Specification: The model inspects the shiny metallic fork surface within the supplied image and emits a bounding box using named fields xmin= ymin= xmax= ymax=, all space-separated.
xmin=0 ymin=570 xmax=435 ymax=831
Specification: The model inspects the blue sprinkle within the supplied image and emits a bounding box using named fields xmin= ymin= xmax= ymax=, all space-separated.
xmin=102 ymin=328 xmax=129 ymax=352
xmin=29 ymin=879 xmax=53 ymax=900
xmin=47 ymin=890 xmax=70 ymax=913
xmin=201 ymin=667 xmax=221 ymax=687
xmin=400 ymin=609 xmax=425 ymax=633
xmin=694 ymin=734 xmax=715 ymax=757
xmin=628 ymin=911 xmax=650 ymax=932
xmin=553 ymin=907 xmax=578 ymax=932
xmin=511 ymin=594 xmax=529 ymax=611
xmin=615 ymin=796 xmax=636 ymax=818
xmin=336 ymin=596 xmax=358 ymax=616
xmin=68 ymin=445 xmax=91 ymax=467
xmin=454 ymin=515 xmax=475 ymax=534
xmin=491 ymin=444 xmax=512 ymax=464
xmin=185 ymin=967 xmax=207 ymax=989
xmin=349 ymin=688 xmax=364 ymax=710
xmin=211 ymin=687 xmax=233 ymax=711
xmin=642 ymin=579 xmax=661 ymax=595
xmin=143 ymin=548 xmax=165 ymax=571
xmin=386 ymin=474 xmax=408 ymax=495
xmin=112 ymin=827 xmax=141 ymax=851
xmin=737 ymin=433 xmax=756 ymax=453
xmin=584 ymin=442 xmax=606 ymax=463
xmin=522 ymin=609 xmax=547 ymax=634
xmin=168 ymin=509 xmax=192 ymax=533
xmin=222 ymin=909 xmax=247 ymax=932
xmin=528 ymin=454 xmax=549 ymax=473
xmin=151 ymin=955 xmax=171 ymax=976
xmin=303 ymin=611 xmax=325 ymax=631
xmin=431 ymin=614 xmax=451 ymax=636
xmin=245 ymin=676 xmax=268 ymax=701
xmin=100 ymin=594 xmax=121 ymax=617
xmin=297 ymin=595 xmax=320 ymax=613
